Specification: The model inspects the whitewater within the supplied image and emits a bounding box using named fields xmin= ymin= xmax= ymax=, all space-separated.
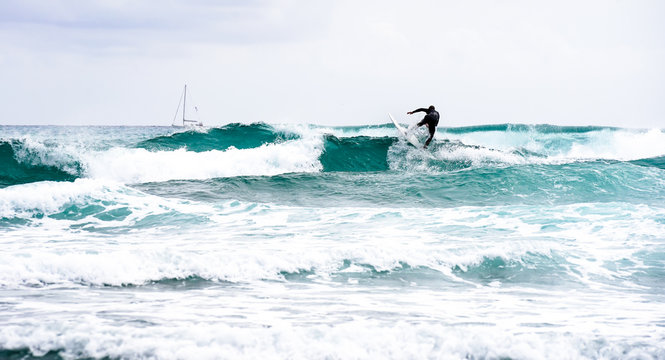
xmin=1 ymin=122 xmax=664 ymax=359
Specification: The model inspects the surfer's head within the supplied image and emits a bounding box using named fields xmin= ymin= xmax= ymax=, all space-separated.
xmin=429 ymin=105 xmax=435 ymax=110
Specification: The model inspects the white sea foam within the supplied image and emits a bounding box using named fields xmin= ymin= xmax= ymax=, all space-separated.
xmin=0 ymin=239 xmax=553 ymax=287
xmin=443 ymin=127 xmax=665 ymax=163
xmin=0 ymin=179 xmax=115 ymax=218
xmin=1 ymin=315 xmax=662 ymax=359
xmin=433 ymin=143 xmax=528 ymax=165
xmin=2 ymin=198 xmax=663 ymax=289
xmin=83 ymin=137 xmax=323 ymax=184
xmin=0 ymin=178 xmax=218 ymax=232
xmin=564 ymin=128 xmax=665 ymax=161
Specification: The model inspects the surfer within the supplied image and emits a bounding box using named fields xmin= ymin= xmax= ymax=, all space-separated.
xmin=407 ymin=105 xmax=439 ymax=148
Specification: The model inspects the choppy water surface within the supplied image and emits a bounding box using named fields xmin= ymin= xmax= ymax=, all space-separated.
xmin=1 ymin=123 xmax=664 ymax=359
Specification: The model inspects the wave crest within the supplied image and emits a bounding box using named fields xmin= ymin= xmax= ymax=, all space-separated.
xmin=137 ymin=123 xmax=300 ymax=152
xmin=0 ymin=140 xmax=81 ymax=188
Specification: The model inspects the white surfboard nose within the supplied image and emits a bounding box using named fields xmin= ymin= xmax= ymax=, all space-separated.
xmin=389 ymin=113 xmax=423 ymax=148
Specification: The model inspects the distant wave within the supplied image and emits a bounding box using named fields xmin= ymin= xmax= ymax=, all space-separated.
xmin=441 ymin=123 xmax=619 ymax=134
xmin=1 ymin=123 xmax=664 ymax=187
xmin=136 ymin=122 xmax=300 ymax=152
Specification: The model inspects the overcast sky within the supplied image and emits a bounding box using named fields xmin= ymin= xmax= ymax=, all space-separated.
xmin=1 ymin=0 xmax=663 ymax=128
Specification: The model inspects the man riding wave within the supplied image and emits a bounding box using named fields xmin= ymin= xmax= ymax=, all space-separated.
xmin=407 ymin=105 xmax=439 ymax=148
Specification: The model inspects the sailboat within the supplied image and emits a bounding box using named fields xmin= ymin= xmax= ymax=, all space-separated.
xmin=171 ymin=84 xmax=203 ymax=127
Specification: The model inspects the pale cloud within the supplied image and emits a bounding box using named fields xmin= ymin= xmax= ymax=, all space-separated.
xmin=0 ymin=0 xmax=333 ymax=52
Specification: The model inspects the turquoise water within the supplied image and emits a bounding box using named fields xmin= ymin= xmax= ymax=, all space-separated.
xmin=1 ymin=123 xmax=664 ymax=359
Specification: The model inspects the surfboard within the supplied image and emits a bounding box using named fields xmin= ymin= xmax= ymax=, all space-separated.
xmin=389 ymin=113 xmax=422 ymax=148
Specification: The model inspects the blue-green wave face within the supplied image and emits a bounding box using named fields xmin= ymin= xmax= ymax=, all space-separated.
xmin=135 ymin=160 xmax=665 ymax=208
xmin=320 ymin=135 xmax=394 ymax=172
xmin=136 ymin=122 xmax=300 ymax=152
xmin=631 ymin=155 xmax=665 ymax=170
xmin=0 ymin=140 xmax=80 ymax=187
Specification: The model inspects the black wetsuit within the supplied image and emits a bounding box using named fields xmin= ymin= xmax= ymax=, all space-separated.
xmin=411 ymin=108 xmax=440 ymax=147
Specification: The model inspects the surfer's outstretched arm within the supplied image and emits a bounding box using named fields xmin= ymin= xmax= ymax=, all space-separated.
xmin=407 ymin=108 xmax=428 ymax=115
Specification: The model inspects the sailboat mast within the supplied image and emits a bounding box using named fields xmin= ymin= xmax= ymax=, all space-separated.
xmin=182 ymin=84 xmax=187 ymax=126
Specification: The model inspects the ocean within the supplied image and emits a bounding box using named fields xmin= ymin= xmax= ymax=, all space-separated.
xmin=1 ymin=123 xmax=664 ymax=359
